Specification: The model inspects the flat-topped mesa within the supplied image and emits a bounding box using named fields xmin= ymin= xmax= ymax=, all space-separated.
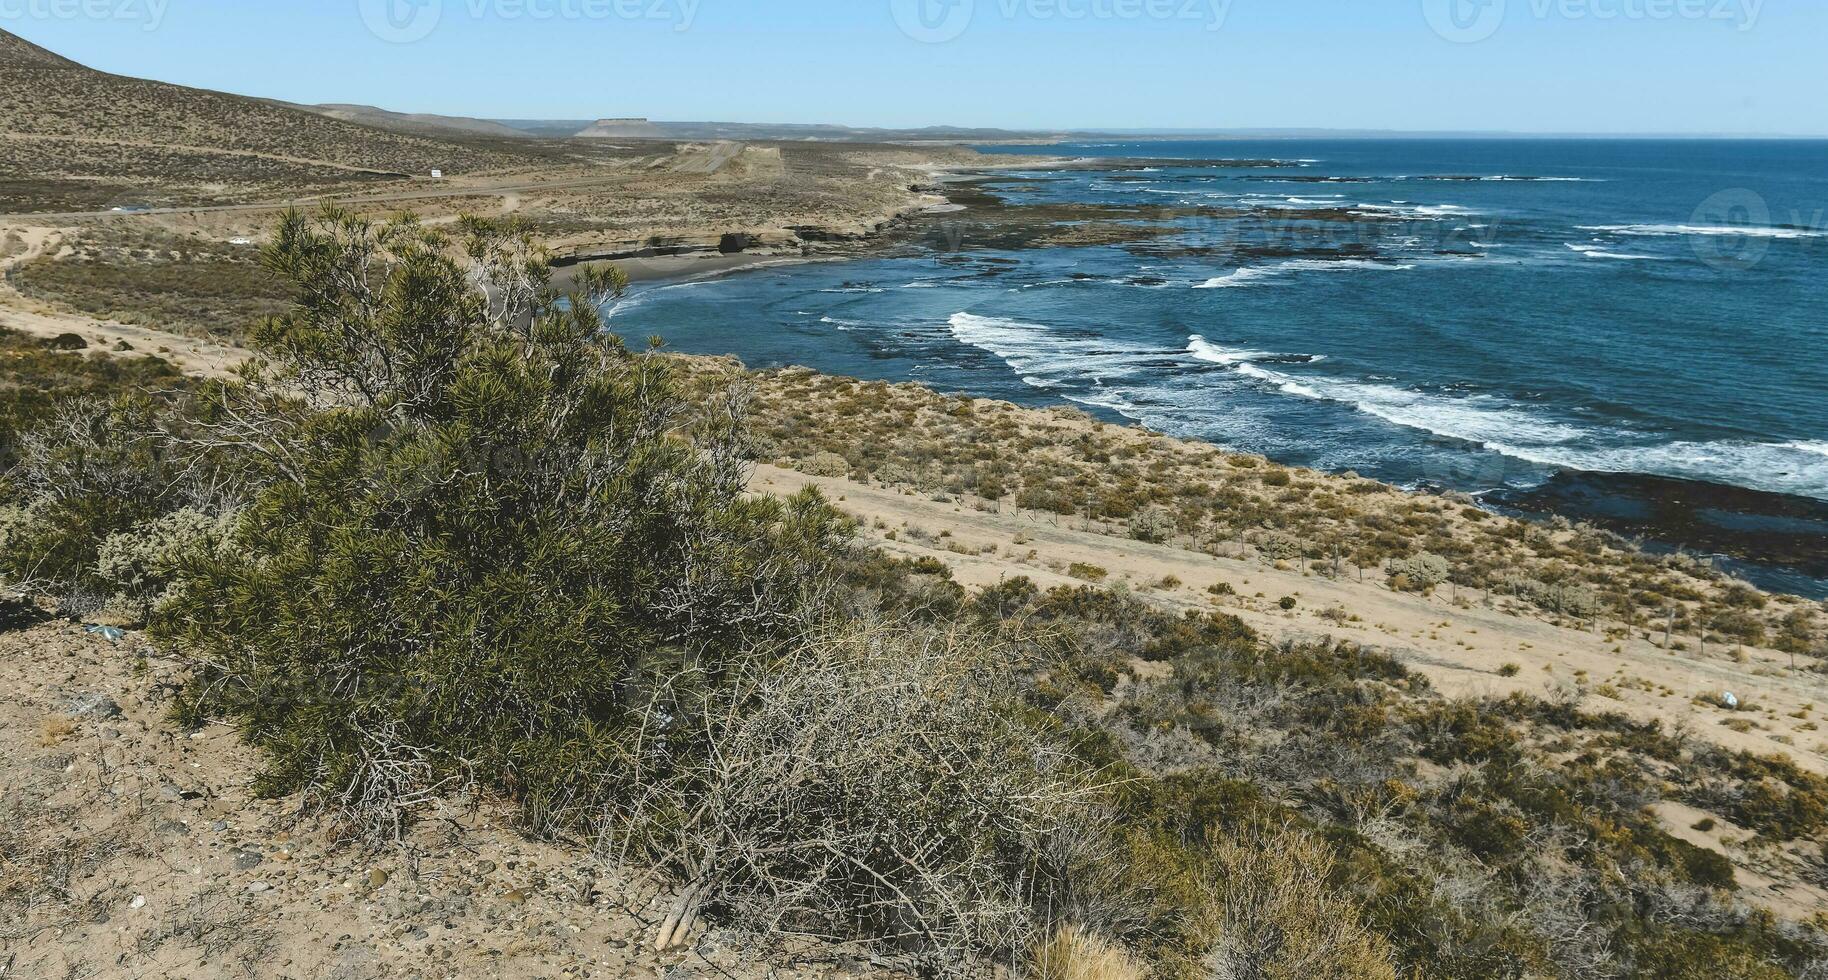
xmin=576 ymin=117 xmax=667 ymax=138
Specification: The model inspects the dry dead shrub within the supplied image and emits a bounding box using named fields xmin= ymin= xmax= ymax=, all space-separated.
xmin=596 ymin=622 xmax=1122 ymax=976
xmin=1031 ymin=924 xmax=1147 ymax=980
xmin=325 ymin=717 xmax=474 ymax=846
xmin=37 ymin=715 xmax=76 ymax=747
xmin=1202 ymin=824 xmax=1397 ymax=980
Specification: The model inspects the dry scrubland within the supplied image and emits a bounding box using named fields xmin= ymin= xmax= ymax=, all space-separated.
xmin=0 ymin=135 xmax=972 ymax=358
xmin=491 ymin=140 xmax=990 ymax=258
xmin=3 ymin=212 xmax=1828 ymax=978
xmin=736 ymin=366 xmax=1825 ymax=669
xmin=4 ymin=26 xmax=1828 ymax=979
xmin=0 ymin=24 xmax=984 ymax=288
xmin=0 ymin=619 xmax=902 ymax=980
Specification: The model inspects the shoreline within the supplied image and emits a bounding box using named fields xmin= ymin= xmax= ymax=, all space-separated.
xmin=581 ymin=222 xmax=1828 ymax=597
xmin=17 ymin=139 xmax=1823 ymax=598
xmin=556 ymin=250 xmax=835 ymax=288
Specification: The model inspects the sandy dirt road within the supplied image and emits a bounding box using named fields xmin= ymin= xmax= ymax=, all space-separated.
xmin=753 ymin=464 xmax=1828 ymax=773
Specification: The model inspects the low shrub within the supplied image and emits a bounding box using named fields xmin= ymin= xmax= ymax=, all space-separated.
xmin=609 ymin=624 xmax=1122 ymax=973
xmin=1386 ymin=553 xmax=1450 ymax=592
xmin=1201 ymin=824 xmax=1397 ymax=979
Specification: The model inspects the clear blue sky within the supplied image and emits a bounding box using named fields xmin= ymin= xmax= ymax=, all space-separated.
xmin=7 ymin=0 xmax=1824 ymax=135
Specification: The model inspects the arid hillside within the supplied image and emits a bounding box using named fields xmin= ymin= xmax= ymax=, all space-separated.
xmin=0 ymin=29 xmax=545 ymax=212
xmin=301 ymin=103 xmax=537 ymax=141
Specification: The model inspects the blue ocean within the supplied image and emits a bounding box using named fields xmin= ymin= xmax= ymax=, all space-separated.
xmin=604 ymin=139 xmax=1828 ymax=593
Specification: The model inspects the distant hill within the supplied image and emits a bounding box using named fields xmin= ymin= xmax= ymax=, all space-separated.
xmin=575 ymin=118 xmax=668 ymax=139
xmin=500 ymin=117 xmax=1068 ymax=143
xmin=306 ymin=104 xmax=537 ymax=140
xmin=493 ymin=119 xmax=602 ymax=139
xmin=0 ymin=29 xmax=544 ymax=212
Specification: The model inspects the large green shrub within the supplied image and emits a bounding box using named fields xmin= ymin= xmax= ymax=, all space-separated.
xmin=155 ymin=210 xmax=853 ymax=827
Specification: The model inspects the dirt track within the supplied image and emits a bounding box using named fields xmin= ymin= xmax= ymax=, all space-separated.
xmin=753 ymin=464 xmax=1828 ymax=776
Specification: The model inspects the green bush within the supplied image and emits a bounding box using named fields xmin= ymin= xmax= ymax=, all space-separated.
xmin=156 ymin=211 xmax=853 ymax=827
xmin=1386 ymin=552 xmax=1450 ymax=592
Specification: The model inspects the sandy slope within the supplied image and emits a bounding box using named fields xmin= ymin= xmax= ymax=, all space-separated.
xmin=0 ymin=620 xmax=900 ymax=980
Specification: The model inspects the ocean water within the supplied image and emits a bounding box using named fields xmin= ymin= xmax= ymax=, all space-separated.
xmin=603 ymin=139 xmax=1828 ymax=592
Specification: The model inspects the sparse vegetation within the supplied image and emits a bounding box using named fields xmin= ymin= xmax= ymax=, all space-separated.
xmin=9 ymin=226 xmax=293 ymax=341
xmin=735 ymin=367 xmax=1823 ymax=663
xmin=6 ymin=210 xmax=1828 ymax=977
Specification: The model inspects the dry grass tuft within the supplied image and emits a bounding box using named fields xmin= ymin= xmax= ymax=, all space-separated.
xmin=37 ymin=715 xmax=75 ymax=746
xmin=1031 ymin=924 xmax=1147 ymax=980
xmin=1203 ymin=824 xmax=1398 ymax=980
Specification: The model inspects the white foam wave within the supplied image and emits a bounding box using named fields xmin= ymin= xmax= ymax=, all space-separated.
xmin=948 ymin=312 xmax=1166 ymax=383
xmin=1194 ymin=259 xmax=1416 ymax=289
xmin=1486 ymin=440 xmax=1828 ymax=501
xmin=1235 ymin=364 xmax=1589 ymax=447
xmin=1186 ymin=336 xmax=1276 ymax=365
xmin=1229 ymin=357 xmax=1828 ymax=499
xmin=950 ymin=311 xmax=1828 ymax=500
xmin=1565 ymin=243 xmax=1662 ymax=261
xmin=1351 ymin=202 xmax=1473 ymax=219
xmin=602 ymin=278 xmax=712 ymax=319
xmin=1194 ymin=267 xmax=1279 ymax=289
xmin=1578 ymin=223 xmax=1826 ymax=240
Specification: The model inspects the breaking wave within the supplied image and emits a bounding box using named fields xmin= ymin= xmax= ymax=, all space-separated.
xmin=1578 ymin=223 xmax=1827 ymax=240
xmin=1194 ymin=259 xmax=1416 ymax=289
xmin=1566 ymin=243 xmax=1662 ymax=261
xmin=1486 ymin=439 xmax=1828 ymax=501
xmin=1232 ymin=363 xmax=1591 ymax=448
